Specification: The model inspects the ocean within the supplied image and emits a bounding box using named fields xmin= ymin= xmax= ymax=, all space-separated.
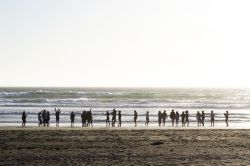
xmin=0 ymin=87 xmax=250 ymax=128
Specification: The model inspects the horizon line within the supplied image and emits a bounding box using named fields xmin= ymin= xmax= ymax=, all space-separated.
xmin=0 ymin=86 xmax=249 ymax=89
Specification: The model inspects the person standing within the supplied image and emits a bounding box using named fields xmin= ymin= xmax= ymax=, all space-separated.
xmin=175 ymin=111 xmax=180 ymax=126
xmin=170 ymin=109 xmax=175 ymax=127
xmin=55 ymin=108 xmax=61 ymax=127
xmin=42 ymin=109 xmax=47 ymax=126
xmin=158 ymin=111 xmax=162 ymax=127
xmin=106 ymin=111 xmax=110 ymax=127
xmin=81 ymin=111 xmax=86 ymax=127
xmin=145 ymin=111 xmax=149 ymax=127
xmin=38 ymin=111 xmax=42 ymax=127
xmin=22 ymin=111 xmax=27 ymax=127
xmin=70 ymin=111 xmax=75 ymax=127
xmin=89 ymin=108 xmax=93 ymax=127
xmin=224 ymin=110 xmax=229 ymax=127
xmin=46 ymin=110 xmax=50 ymax=127
xmin=184 ymin=110 xmax=189 ymax=127
xmin=86 ymin=110 xmax=90 ymax=126
xmin=118 ymin=110 xmax=122 ymax=127
xmin=112 ymin=109 xmax=117 ymax=127
xmin=181 ymin=111 xmax=186 ymax=127
xmin=134 ymin=110 xmax=138 ymax=127
xmin=210 ymin=110 xmax=215 ymax=127
xmin=196 ymin=111 xmax=201 ymax=126
xmin=201 ymin=111 xmax=205 ymax=126
xmin=162 ymin=110 xmax=167 ymax=126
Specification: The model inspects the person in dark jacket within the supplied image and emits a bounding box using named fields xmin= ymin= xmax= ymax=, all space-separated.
xmin=170 ymin=109 xmax=175 ymax=127
xmin=134 ymin=110 xmax=138 ymax=127
xmin=70 ymin=111 xmax=75 ymax=127
xmin=22 ymin=111 xmax=27 ymax=127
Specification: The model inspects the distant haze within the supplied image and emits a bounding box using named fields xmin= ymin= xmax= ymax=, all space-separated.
xmin=1 ymin=0 xmax=250 ymax=88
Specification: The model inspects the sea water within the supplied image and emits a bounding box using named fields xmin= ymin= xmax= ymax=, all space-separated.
xmin=0 ymin=87 xmax=250 ymax=128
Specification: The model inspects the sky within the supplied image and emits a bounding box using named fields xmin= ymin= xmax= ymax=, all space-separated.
xmin=1 ymin=0 xmax=250 ymax=88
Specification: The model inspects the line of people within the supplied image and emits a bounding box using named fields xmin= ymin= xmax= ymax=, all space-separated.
xmin=38 ymin=109 xmax=50 ymax=127
xmin=37 ymin=108 xmax=61 ymax=127
xmin=105 ymin=109 xmax=122 ymax=127
xmin=158 ymin=110 xmax=228 ymax=127
xmin=21 ymin=109 xmax=229 ymax=127
xmin=80 ymin=108 xmax=93 ymax=127
xmin=106 ymin=109 xmax=229 ymax=127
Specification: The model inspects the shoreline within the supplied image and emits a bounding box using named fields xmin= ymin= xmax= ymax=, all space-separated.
xmin=0 ymin=126 xmax=242 ymax=130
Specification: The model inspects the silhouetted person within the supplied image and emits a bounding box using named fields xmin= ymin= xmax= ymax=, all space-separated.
xmin=170 ymin=109 xmax=175 ymax=126
xmin=134 ymin=110 xmax=138 ymax=127
xmin=70 ymin=111 xmax=75 ymax=127
xmin=181 ymin=111 xmax=186 ymax=126
xmin=201 ymin=111 xmax=205 ymax=126
xmin=145 ymin=111 xmax=149 ymax=127
xmin=46 ymin=110 xmax=50 ymax=127
xmin=86 ymin=111 xmax=90 ymax=126
xmin=81 ymin=111 xmax=86 ymax=127
xmin=175 ymin=111 xmax=180 ymax=126
xmin=86 ymin=109 xmax=92 ymax=127
xmin=55 ymin=108 xmax=61 ymax=127
xmin=210 ymin=110 xmax=215 ymax=127
xmin=224 ymin=110 xmax=229 ymax=127
xmin=118 ymin=110 xmax=121 ymax=127
xmin=106 ymin=111 xmax=110 ymax=127
xmin=22 ymin=111 xmax=27 ymax=127
xmin=111 ymin=109 xmax=117 ymax=127
xmin=89 ymin=109 xmax=93 ymax=127
xmin=185 ymin=110 xmax=189 ymax=126
xmin=38 ymin=111 xmax=42 ymax=127
xmin=158 ymin=111 xmax=162 ymax=127
xmin=162 ymin=110 xmax=167 ymax=126
xmin=196 ymin=111 xmax=201 ymax=126
xmin=184 ymin=110 xmax=189 ymax=127
xmin=42 ymin=109 xmax=47 ymax=126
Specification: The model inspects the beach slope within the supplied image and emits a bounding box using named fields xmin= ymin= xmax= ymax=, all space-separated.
xmin=1 ymin=128 xmax=250 ymax=165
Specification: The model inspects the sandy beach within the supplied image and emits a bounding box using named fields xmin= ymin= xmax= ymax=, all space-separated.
xmin=0 ymin=127 xmax=250 ymax=165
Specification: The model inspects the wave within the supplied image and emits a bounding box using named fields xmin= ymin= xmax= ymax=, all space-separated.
xmin=1 ymin=88 xmax=250 ymax=109
xmin=0 ymin=99 xmax=14 ymax=102
xmin=34 ymin=90 xmax=56 ymax=93
xmin=46 ymin=97 xmax=95 ymax=102
xmin=1 ymin=103 xmax=250 ymax=109
xmin=0 ymin=92 xmax=29 ymax=96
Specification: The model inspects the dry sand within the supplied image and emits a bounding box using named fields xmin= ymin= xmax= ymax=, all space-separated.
xmin=1 ymin=127 xmax=250 ymax=165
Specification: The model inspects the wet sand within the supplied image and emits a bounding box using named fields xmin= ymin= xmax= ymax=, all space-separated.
xmin=1 ymin=127 xmax=250 ymax=165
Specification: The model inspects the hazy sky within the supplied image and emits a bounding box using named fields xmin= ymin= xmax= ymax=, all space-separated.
xmin=1 ymin=0 xmax=250 ymax=87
